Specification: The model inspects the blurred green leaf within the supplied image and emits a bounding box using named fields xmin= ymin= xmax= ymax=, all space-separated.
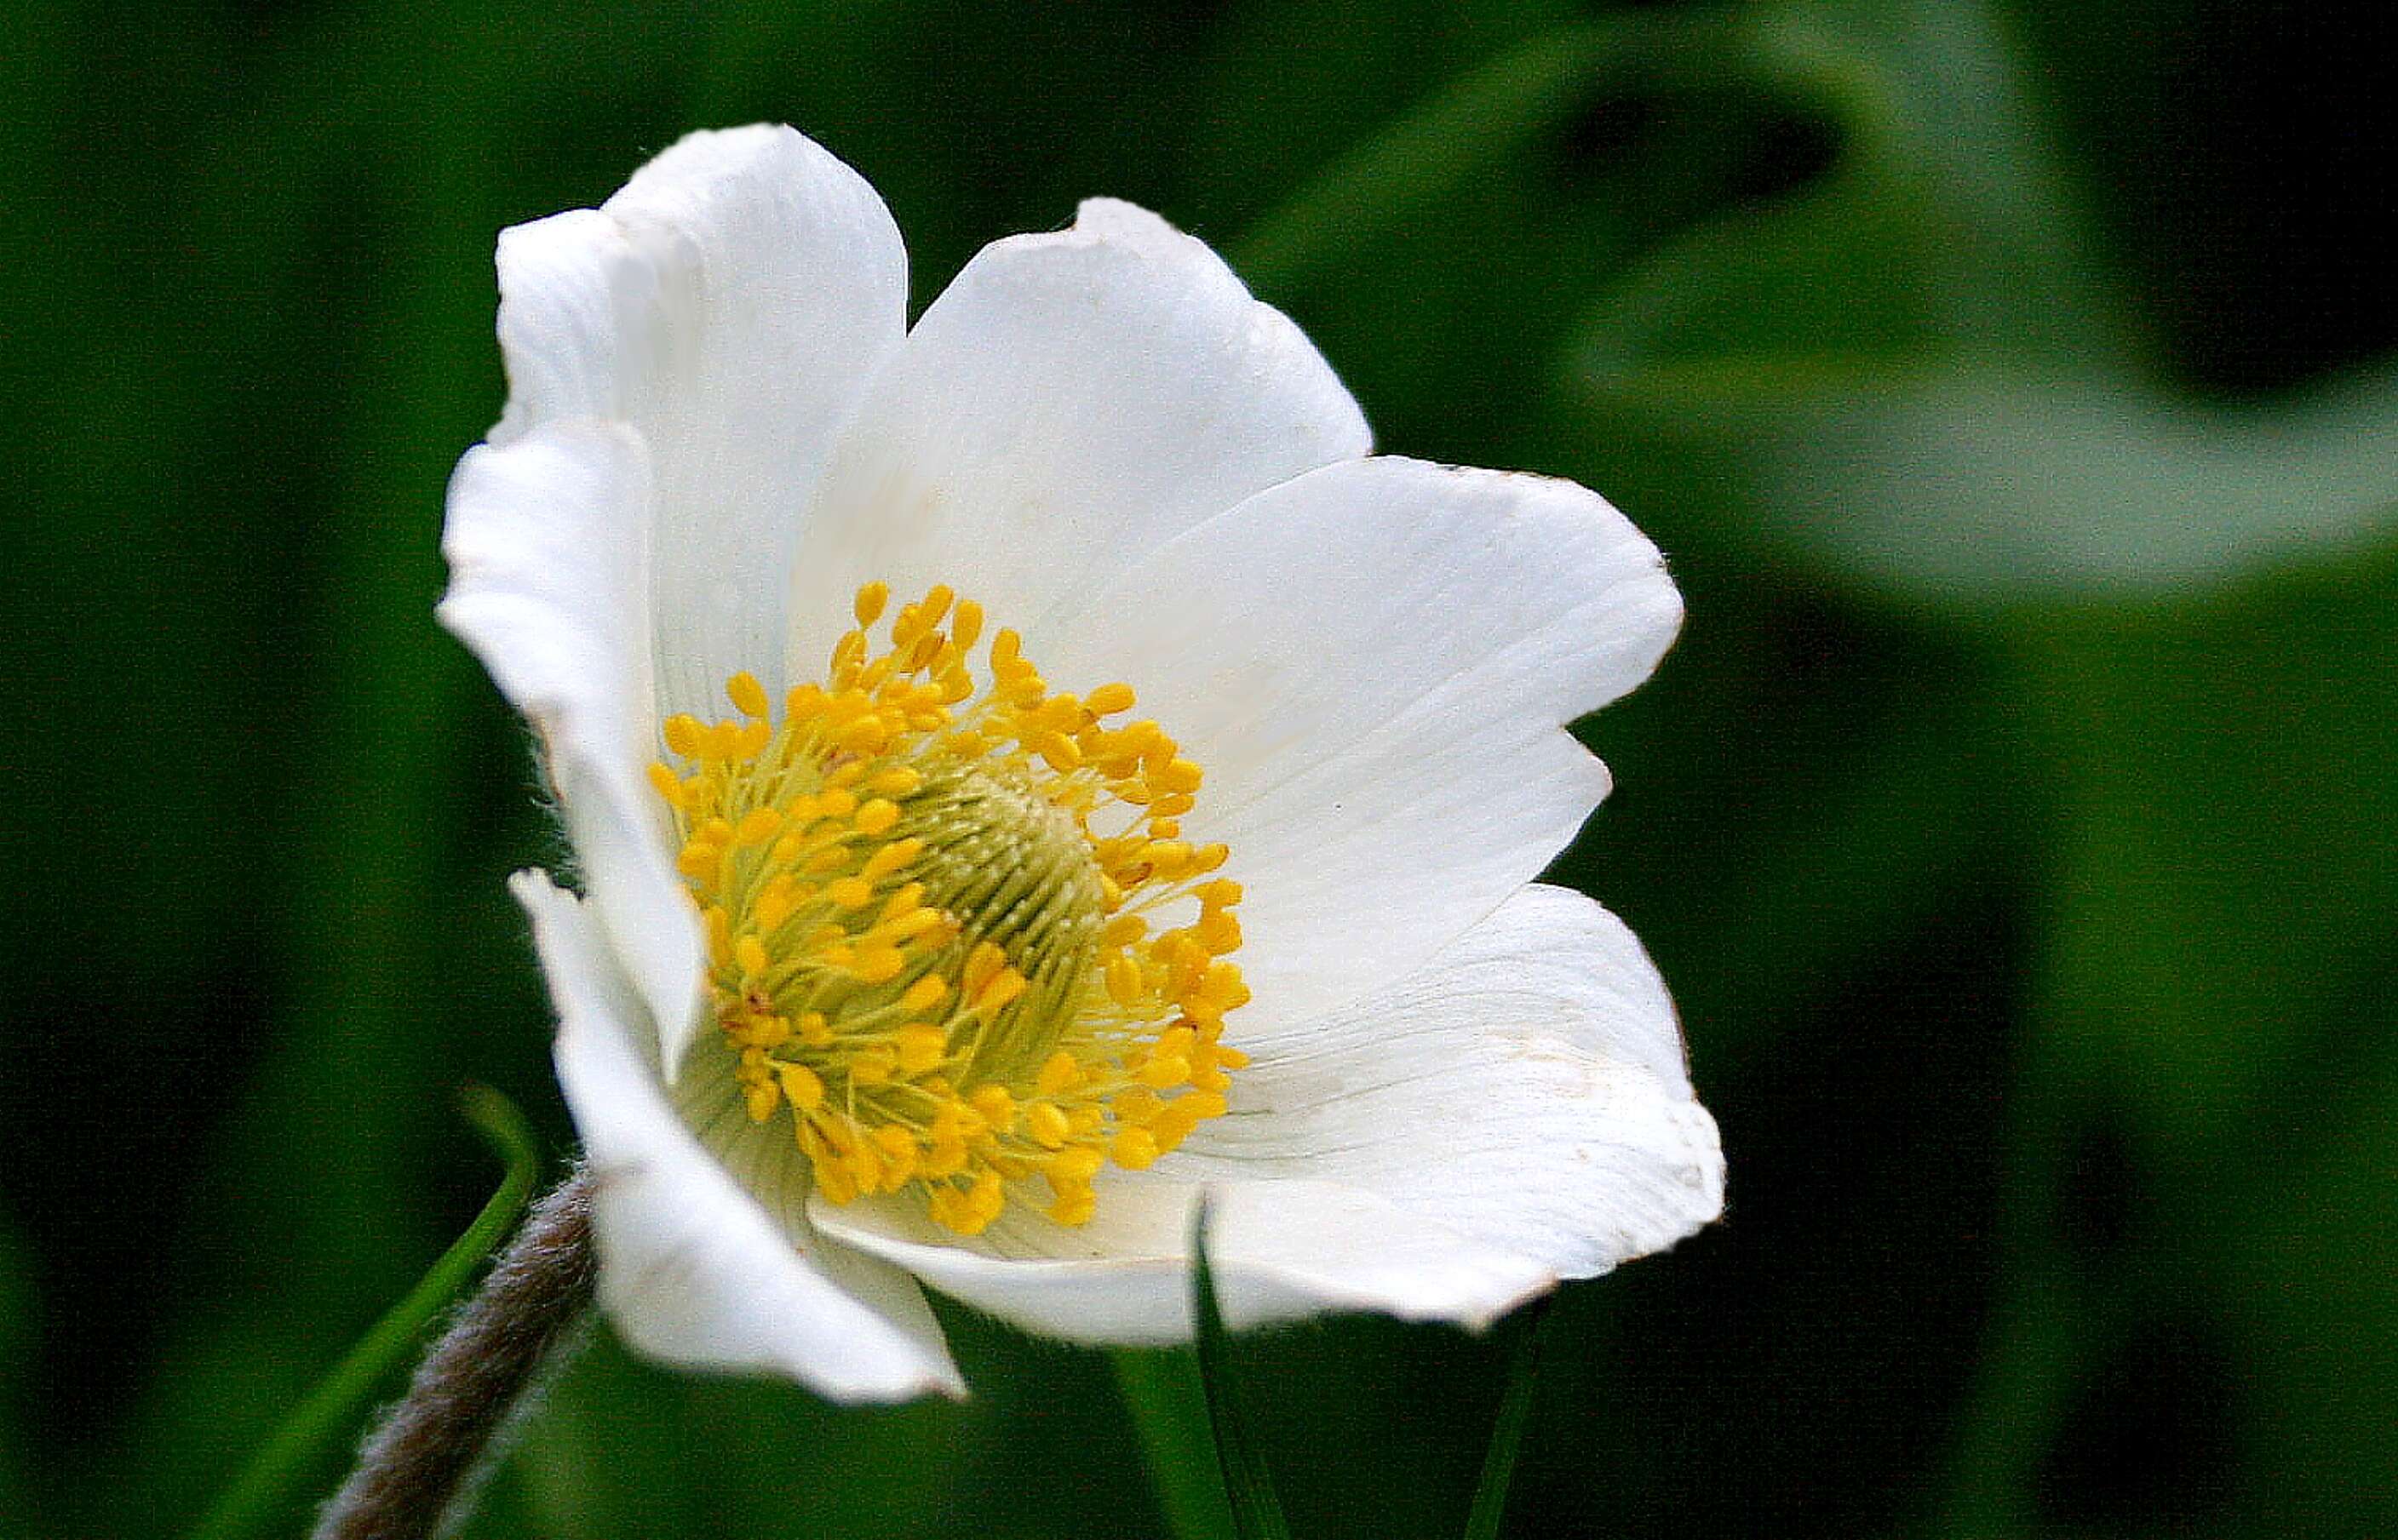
xmin=1942 ymin=548 xmax=2398 ymax=1530
xmin=1569 ymin=0 xmax=2398 ymax=605
xmin=187 ymin=1089 xmax=539 ymax=1540
xmin=1580 ymin=358 xmax=2398 ymax=604
xmin=1233 ymin=15 xmax=1741 ymax=297
xmin=0 ymin=1207 xmax=32 ymax=1539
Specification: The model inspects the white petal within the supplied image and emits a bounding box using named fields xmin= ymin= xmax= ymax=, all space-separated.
xmin=1042 ymin=456 xmax=1684 ymax=1027
xmin=439 ymin=421 xmax=703 ymax=1068
xmin=1173 ymin=884 xmax=1723 ymax=1280
xmin=783 ymin=197 xmax=1369 ymax=680
xmin=513 ymin=872 xmax=963 ymax=1401
xmin=491 ymin=124 xmax=909 ymax=721
xmin=810 ymin=1178 xmax=1549 ymax=1346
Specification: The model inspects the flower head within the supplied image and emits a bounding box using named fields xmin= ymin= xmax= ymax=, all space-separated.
xmin=444 ymin=125 xmax=1721 ymax=1400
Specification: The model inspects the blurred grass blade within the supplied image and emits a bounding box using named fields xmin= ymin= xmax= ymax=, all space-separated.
xmin=186 ymin=1086 xmax=541 ymax=1540
xmin=1462 ymin=1298 xmax=1557 ymax=1540
xmin=1190 ymin=1196 xmax=1293 ymax=1540
xmin=1112 ymin=1348 xmax=1237 ymax=1540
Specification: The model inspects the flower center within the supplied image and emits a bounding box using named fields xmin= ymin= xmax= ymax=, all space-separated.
xmin=649 ymin=582 xmax=1249 ymax=1236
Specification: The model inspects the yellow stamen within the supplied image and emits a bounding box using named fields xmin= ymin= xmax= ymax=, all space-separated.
xmin=652 ymin=581 xmax=1248 ymax=1235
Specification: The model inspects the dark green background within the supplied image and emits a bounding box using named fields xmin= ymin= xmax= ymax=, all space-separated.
xmin=6 ymin=1 xmax=2393 ymax=1535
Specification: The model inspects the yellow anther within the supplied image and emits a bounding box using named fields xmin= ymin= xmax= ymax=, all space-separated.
xmin=1105 ymin=953 xmax=1144 ymax=1005
xmin=896 ymin=1026 xmax=949 ymax=1075
xmin=1197 ymin=911 xmax=1242 ymax=954
xmin=1025 ymin=1102 xmax=1071 ymax=1148
xmin=899 ymin=975 xmax=950 ymax=1013
xmin=1150 ymin=1101 xmax=1203 ymax=1154
xmin=645 ymin=761 xmax=686 ymax=807
xmin=1200 ymin=962 xmax=1249 ymax=1011
xmin=869 ymin=765 xmax=923 ymax=797
xmin=1035 ymin=730 xmax=1081 ymax=772
xmin=1196 ymin=879 xmax=1243 ymax=910
xmin=850 ymin=1045 xmax=897 ymax=1085
xmin=852 ymin=946 xmax=905 ymax=984
xmin=949 ymin=598 xmax=984 ymax=650
xmin=663 ymin=714 xmax=704 ymax=757
xmin=915 ymin=1135 xmax=965 ymax=1180
xmin=726 ymin=671 xmax=770 ymax=718
xmin=732 ymin=1013 xmax=790 ymax=1049
xmin=875 ymin=1139 xmax=918 ymax=1189
xmin=853 ymin=798 xmax=900 ymax=835
xmin=1111 ymin=1127 xmax=1161 ymax=1170
xmin=861 ymin=837 xmax=921 ymax=883
xmin=1085 ymin=681 xmax=1136 ymax=716
xmin=1139 ymin=839 xmax=1194 ymax=873
xmin=854 ymin=581 xmax=890 ymax=627
xmin=818 ymin=787 xmax=858 ymax=819
xmin=835 ymin=715 xmax=889 ymax=754
xmin=974 ymin=968 xmax=1028 ymax=1015
xmin=735 ymin=935 xmax=769 ymax=980
xmin=1102 ymin=913 xmax=1149 ymax=947
xmin=1139 ymin=1054 xmax=1190 ymax=1090
xmin=963 ymin=941 xmax=1008 ymax=994
xmin=931 ymin=1098 xmax=984 ymax=1142
xmin=733 ymin=807 xmax=783 ymax=845
xmin=884 ymin=907 xmax=949 ymax=943
xmin=1036 ymin=1051 xmax=1082 ymax=1096
xmin=826 ymin=877 xmax=874 ymax=910
xmin=969 ymin=1085 xmax=1018 ymax=1132
xmin=777 ymin=1062 xmax=825 ymax=1113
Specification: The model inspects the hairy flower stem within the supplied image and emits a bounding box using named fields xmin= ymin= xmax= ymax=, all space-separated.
xmin=313 ymin=1169 xmax=597 ymax=1540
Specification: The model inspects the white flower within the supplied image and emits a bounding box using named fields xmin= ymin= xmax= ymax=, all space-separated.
xmin=442 ymin=124 xmax=1722 ymax=1402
